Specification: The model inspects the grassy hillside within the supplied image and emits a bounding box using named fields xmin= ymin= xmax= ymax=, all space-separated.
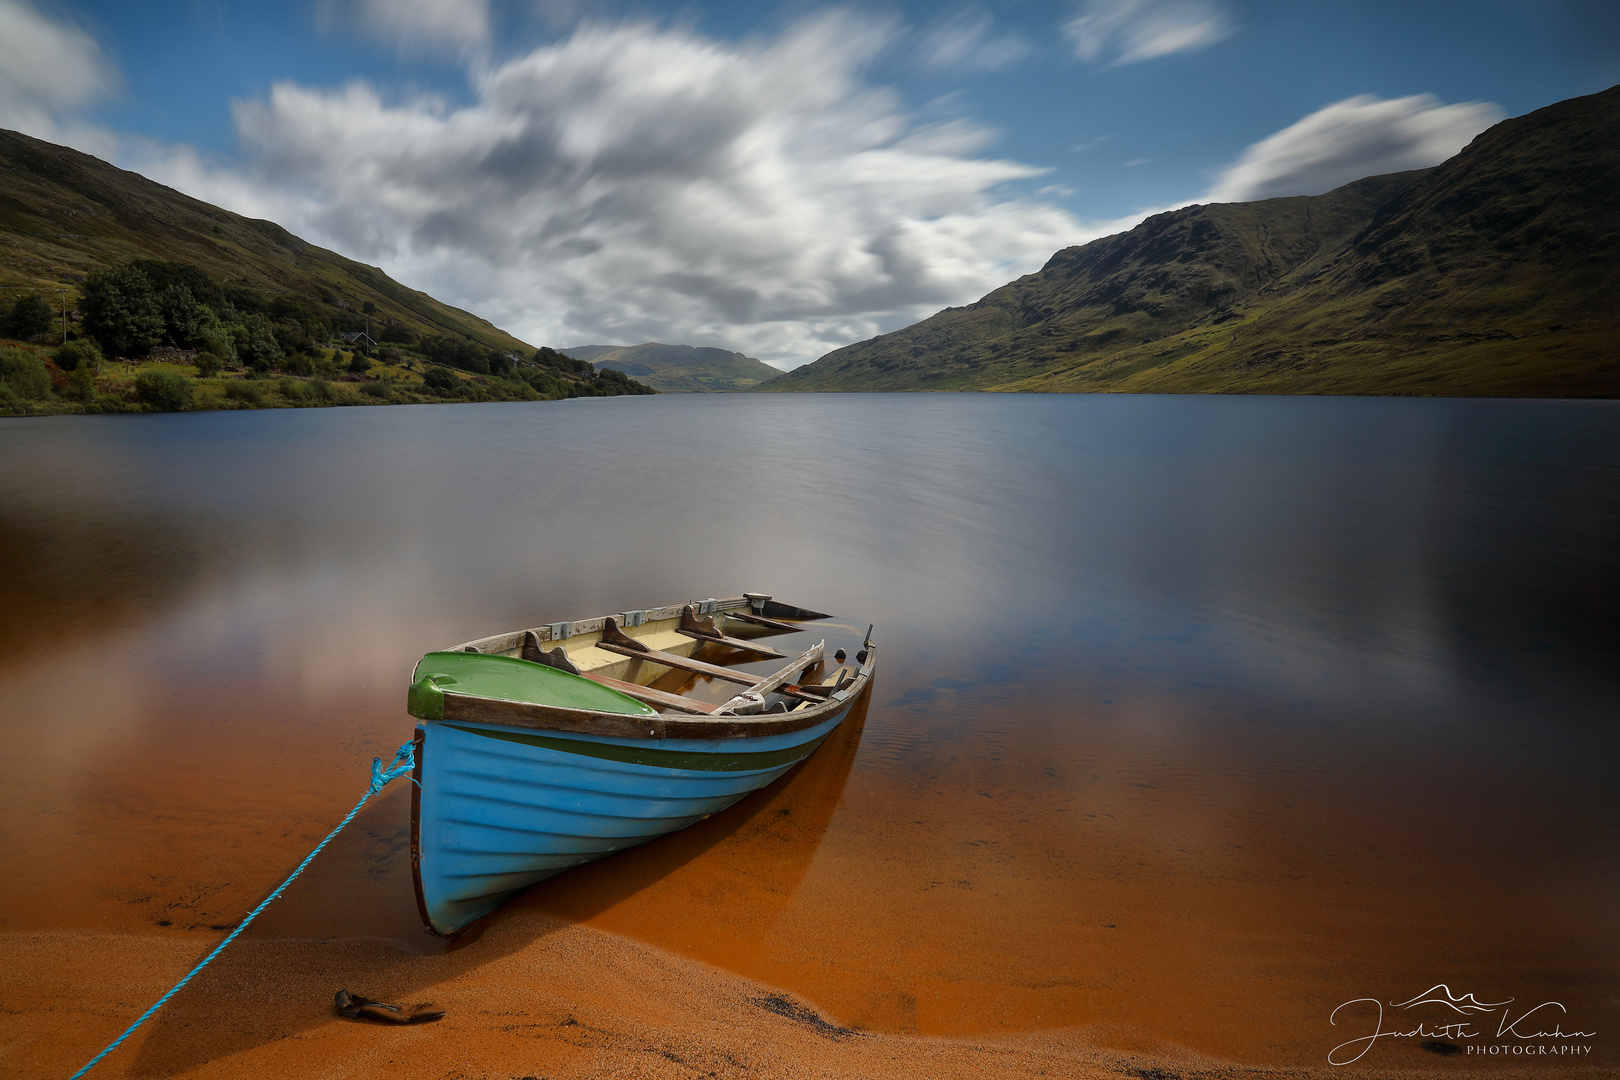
xmin=765 ymin=85 xmax=1620 ymax=397
xmin=565 ymin=342 xmax=782 ymax=392
xmin=0 ymin=128 xmax=532 ymax=355
xmin=0 ymin=127 xmax=654 ymax=413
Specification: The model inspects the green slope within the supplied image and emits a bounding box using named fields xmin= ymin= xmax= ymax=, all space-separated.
xmin=0 ymin=127 xmax=531 ymax=356
xmin=565 ymin=342 xmax=783 ymax=392
xmin=764 ymin=85 xmax=1620 ymax=397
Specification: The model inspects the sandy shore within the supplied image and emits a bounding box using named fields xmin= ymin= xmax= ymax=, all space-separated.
xmin=8 ymin=912 xmax=1610 ymax=1080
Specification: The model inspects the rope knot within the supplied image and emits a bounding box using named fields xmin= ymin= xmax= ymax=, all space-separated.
xmin=369 ymin=739 xmax=417 ymax=795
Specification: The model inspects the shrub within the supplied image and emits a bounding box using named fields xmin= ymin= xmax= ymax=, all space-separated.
xmin=278 ymin=377 xmax=310 ymax=401
xmin=359 ymin=379 xmax=391 ymax=399
xmin=224 ymin=380 xmax=263 ymax=406
xmin=421 ymin=366 xmax=460 ymax=395
xmin=63 ymin=368 xmax=98 ymax=403
xmin=348 ymin=351 xmax=372 ymax=375
xmin=282 ymin=351 xmax=315 ymax=376
xmin=194 ymin=351 xmax=222 ymax=377
xmin=134 ymin=369 xmax=193 ymax=411
xmin=0 ymin=347 xmax=51 ymax=399
xmin=54 ymin=338 xmax=104 ymax=372
xmin=6 ymin=293 xmax=55 ymax=341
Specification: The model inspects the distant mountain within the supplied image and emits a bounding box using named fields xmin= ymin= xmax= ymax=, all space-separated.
xmin=565 ymin=342 xmax=782 ymax=392
xmin=764 ymin=85 xmax=1620 ymax=397
xmin=0 ymin=127 xmax=533 ymax=356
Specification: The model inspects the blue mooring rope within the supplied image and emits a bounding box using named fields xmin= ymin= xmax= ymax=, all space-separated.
xmin=66 ymin=739 xmax=418 ymax=1080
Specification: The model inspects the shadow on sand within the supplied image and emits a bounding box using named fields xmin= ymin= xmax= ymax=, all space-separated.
xmin=124 ymin=692 xmax=870 ymax=1075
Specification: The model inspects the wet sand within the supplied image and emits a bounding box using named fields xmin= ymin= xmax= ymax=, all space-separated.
xmin=5 ymin=686 xmax=1615 ymax=1078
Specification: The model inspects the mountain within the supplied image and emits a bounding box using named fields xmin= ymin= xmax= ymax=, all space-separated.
xmin=764 ymin=85 xmax=1620 ymax=397
xmin=0 ymin=127 xmax=532 ymax=356
xmin=564 ymin=342 xmax=782 ymax=392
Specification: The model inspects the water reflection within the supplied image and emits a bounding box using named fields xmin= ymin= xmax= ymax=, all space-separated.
xmin=1 ymin=395 xmax=1617 ymax=1067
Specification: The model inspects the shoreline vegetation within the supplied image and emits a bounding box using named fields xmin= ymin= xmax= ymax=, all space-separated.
xmin=0 ymin=127 xmax=652 ymax=417
xmin=0 ymin=259 xmax=653 ymax=417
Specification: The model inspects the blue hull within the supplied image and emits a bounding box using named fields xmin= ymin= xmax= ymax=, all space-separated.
xmin=412 ymin=707 xmax=852 ymax=935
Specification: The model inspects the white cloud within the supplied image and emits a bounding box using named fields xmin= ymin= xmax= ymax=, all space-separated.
xmin=0 ymin=0 xmax=119 ymax=154
xmin=146 ymin=15 xmax=1096 ymax=367
xmin=317 ymin=0 xmax=491 ymax=57
xmin=1205 ymin=93 xmax=1504 ymax=203
xmin=917 ymin=9 xmax=1031 ymax=73
xmin=1064 ymin=0 xmax=1234 ymax=65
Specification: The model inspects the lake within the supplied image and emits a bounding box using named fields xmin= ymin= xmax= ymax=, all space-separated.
xmin=2 ymin=392 xmax=1616 ymax=1069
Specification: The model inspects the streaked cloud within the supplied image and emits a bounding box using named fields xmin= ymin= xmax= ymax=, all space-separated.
xmin=1205 ymin=93 xmax=1504 ymax=202
xmin=317 ymin=0 xmax=491 ymax=57
xmin=0 ymin=0 xmax=119 ymax=153
xmin=148 ymin=15 xmax=1092 ymax=366
xmin=1064 ymin=0 xmax=1234 ymax=65
xmin=917 ymin=9 xmax=1032 ymax=73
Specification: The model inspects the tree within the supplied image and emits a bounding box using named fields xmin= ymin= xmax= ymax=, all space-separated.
xmin=156 ymin=285 xmax=208 ymax=347
xmin=421 ymin=334 xmax=490 ymax=374
xmin=239 ymin=313 xmax=284 ymax=372
xmin=534 ymin=346 xmax=593 ymax=375
xmin=421 ymin=366 xmax=460 ymax=395
xmin=6 ymin=293 xmax=54 ymax=341
xmin=82 ymin=266 xmax=164 ymax=357
xmin=194 ymin=322 xmax=236 ymax=368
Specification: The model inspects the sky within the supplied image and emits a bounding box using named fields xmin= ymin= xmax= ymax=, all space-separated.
xmin=1 ymin=1 xmax=1615 ymax=368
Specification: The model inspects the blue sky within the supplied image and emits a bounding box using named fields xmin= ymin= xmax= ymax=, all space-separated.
xmin=3 ymin=0 xmax=1615 ymax=364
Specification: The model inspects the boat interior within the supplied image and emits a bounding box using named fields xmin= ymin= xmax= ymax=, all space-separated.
xmin=446 ymin=594 xmax=875 ymax=718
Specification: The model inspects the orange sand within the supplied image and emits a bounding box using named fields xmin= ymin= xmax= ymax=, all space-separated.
xmin=13 ymin=919 xmax=1612 ymax=1080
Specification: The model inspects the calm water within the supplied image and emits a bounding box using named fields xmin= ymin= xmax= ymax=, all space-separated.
xmin=2 ymin=393 xmax=1617 ymax=1068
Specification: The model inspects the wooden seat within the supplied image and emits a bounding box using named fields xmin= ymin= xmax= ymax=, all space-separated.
xmin=578 ymin=671 xmax=718 ymax=714
xmin=597 ymin=618 xmax=819 ymax=702
xmin=722 ymin=609 xmax=799 ymax=631
xmin=715 ymin=641 xmax=825 ymax=715
xmin=678 ymin=605 xmax=786 ymax=659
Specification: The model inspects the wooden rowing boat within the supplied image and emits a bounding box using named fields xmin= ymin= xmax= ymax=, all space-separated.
xmin=405 ymin=594 xmax=875 ymax=936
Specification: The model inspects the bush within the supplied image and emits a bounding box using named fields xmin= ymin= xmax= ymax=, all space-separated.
xmin=347 ymin=351 xmax=372 ymax=375
xmin=54 ymin=338 xmax=104 ymax=372
xmin=224 ymin=381 xmax=263 ymax=406
xmin=359 ymin=379 xmax=391 ymax=399
xmin=134 ymin=369 xmax=193 ymax=411
xmin=63 ymin=367 xmax=98 ymax=403
xmin=421 ymin=366 xmax=461 ymax=395
xmin=278 ymin=377 xmax=310 ymax=401
xmin=0 ymin=347 xmax=51 ymax=399
xmin=194 ymin=351 xmax=222 ymax=377
xmin=6 ymin=293 xmax=55 ymax=341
